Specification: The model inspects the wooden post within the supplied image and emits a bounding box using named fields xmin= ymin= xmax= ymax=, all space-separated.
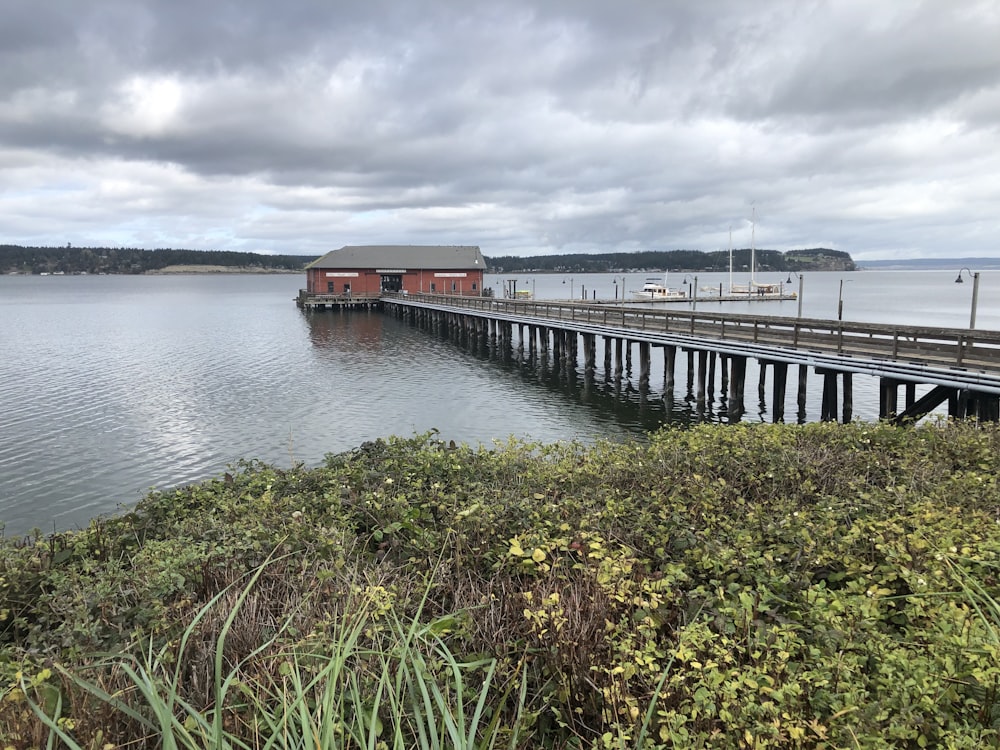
xmin=665 ymin=346 xmax=676 ymax=392
xmin=797 ymin=365 xmax=808 ymax=422
xmin=639 ymin=342 xmax=651 ymax=389
xmin=707 ymin=351 xmax=717 ymax=399
xmin=686 ymin=349 xmax=695 ymax=395
xmin=614 ymin=338 xmax=624 ymax=379
xmin=604 ymin=337 xmax=613 ymax=378
xmin=842 ymin=372 xmax=853 ymax=423
xmin=728 ymin=356 xmax=747 ymax=421
xmin=820 ymin=369 xmax=838 ymax=422
xmin=880 ymin=378 xmax=899 ymax=420
xmin=772 ymin=362 xmax=788 ymax=423
xmin=584 ymin=334 xmax=596 ymax=373
xmin=696 ymin=350 xmax=708 ymax=404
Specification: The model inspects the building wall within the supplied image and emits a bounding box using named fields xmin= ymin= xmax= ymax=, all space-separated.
xmin=307 ymin=267 xmax=485 ymax=296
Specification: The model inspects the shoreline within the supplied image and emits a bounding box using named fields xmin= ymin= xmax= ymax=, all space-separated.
xmin=146 ymin=264 xmax=300 ymax=274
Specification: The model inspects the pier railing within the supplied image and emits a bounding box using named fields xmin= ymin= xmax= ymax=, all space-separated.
xmin=386 ymin=293 xmax=1000 ymax=377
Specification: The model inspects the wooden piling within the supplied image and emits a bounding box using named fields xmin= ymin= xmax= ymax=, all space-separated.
xmin=696 ymin=350 xmax=708 ymax=404
xmin=772 ymin=362 xmax=788 ymax=423
xmin=820 ymin=369 xmax=839 ymax=422
xmin=728 ymin=356 xmax=747 ymax=420
xmin=842 ymin=372 xmax=853 ymax=423
xmin=639 ymin=342 xmax=651 ymax=389
xmin=797 ymin=365 xmax=808 ymax=421
xmin=664 ymin=346 xmax=676 ymax=392
xmin=707 ymin=351 xmax=717 ymax=398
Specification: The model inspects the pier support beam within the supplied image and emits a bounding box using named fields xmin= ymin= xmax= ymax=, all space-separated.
xmin=728 ymin=356 xmax=747 ymax=421
xmin=707 ymin=351 xmax=717 ymax=400
xmin=639 ymin=342 xmax=651 ymax=389
xmin=583 ymin=334 xmax=597 ymax=373
xmin=686 ymin=350 xmax=695 ymax=397
xmin=696 ymin=350 xmax=708 ymax=404
xmin=842 ymin=372 xmax=853 ymax=423
xmin=770 ymin=361 xmax=788 ymax=423
xmin=818 ymin=368 xmax=853 ymax=423
xmin=880 ymin=378 xmax=901 ymax=420
xmin=664 ymin=346 xmax=676 ymax=392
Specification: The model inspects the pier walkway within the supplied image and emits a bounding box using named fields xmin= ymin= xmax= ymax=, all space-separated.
xmin=378 ymin=293 xmax=1000 ymax=423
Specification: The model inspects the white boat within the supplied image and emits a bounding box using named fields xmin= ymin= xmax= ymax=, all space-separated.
xmin=728 ymin=207 xmax=793 ymax=297
xmin=633 ymin=277 xmax=686 ymax=301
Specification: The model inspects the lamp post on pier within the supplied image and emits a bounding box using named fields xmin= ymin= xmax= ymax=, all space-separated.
xmin=682 ymin=274 xmax=698 ymax=310
xmin=837 ymin=278 xmax=852 ymax=321
xmin=785 ymin=271 xmax=804 ymax=318
xmin=955 ymin=268 xmax=980 ymax=329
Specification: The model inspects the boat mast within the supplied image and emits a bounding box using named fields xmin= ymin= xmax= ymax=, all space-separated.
xmin=728 ymin=225 xmax=733 ymax=293
xmin=750 ymin=206 xmax=757 ymax=286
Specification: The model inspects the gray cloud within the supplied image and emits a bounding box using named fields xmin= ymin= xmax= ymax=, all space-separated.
xmin=1 ymin=0 xmax=999 ymax=259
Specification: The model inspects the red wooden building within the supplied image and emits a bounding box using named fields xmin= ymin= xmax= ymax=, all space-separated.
xmin=304 ymin=245 xmax=486 ymax=298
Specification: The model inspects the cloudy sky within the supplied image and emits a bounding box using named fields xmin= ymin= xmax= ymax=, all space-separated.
xmin=2 ymin=1 xmax=999 ymax=261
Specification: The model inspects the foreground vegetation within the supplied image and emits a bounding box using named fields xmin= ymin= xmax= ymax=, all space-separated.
xmin=1 ymin=421 xmax=998 ymax=748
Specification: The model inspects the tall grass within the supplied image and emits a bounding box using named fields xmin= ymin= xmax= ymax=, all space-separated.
xmin=22 ymin=554 xmax=536 ymax=750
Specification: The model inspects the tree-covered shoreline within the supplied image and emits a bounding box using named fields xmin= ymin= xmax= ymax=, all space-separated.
xmin=487 ymin=248 xmax=856 ymax=274
xmin=1 ymin=421 xmax=997 ymax=748
xmin=1 ymin=244 xmax=856 ymax=277
xmin=0 ymin=245 xmax=310 ymax=276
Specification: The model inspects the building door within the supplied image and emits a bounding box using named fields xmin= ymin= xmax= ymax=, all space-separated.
xmin=380 ymin=274 xmax=403 ymax=292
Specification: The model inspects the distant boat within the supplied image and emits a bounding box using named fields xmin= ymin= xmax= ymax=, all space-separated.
xmin=729 ymin=207 xmax=791 ymax=297
xmin=633 ymin=276 xmax=686 ymax=301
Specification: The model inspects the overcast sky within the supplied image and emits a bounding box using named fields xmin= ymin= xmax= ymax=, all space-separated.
xmin=2 ymin=1 xmax=999 ymax=260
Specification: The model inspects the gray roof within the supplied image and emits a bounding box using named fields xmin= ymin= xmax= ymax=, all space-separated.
xmin=306 ymin=245 xmax=485 ymax=270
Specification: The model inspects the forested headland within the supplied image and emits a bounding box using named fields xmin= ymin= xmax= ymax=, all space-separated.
xmin=2 ymin=244 xmax=856 ymax=276
xmin=487 ymin=247 xmax=856 ymax=274
xmin=0 ymin=245 xmax=311 ymax=275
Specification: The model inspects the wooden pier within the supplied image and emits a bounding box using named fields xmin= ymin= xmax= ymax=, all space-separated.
xmin=371 ymin=293 xmax=1000 ymax=423
xmin=295 ymin=289 xmax=1000 ymax=423
xmin=296 ymin=290 xmax=382 ymax=310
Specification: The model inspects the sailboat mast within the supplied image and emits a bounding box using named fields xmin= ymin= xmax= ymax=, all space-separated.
xmin=750 ymin=206 xmax=757 ymax=285
xmin=728 ymin=225 xmax=733 ymax=292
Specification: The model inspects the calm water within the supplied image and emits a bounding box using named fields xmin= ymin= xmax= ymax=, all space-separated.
xmin=1 ymin=270 xmax=996 ymax=536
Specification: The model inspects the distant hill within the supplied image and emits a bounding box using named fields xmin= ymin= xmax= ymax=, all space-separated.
xmin=0 ymin=245 xmax=312 ymax=275
xmin=485 ymin=248 xmax=856 ymax=274
xmin=857 ymin=257 xmax=1000 ymax=271
xmin=2 ymin=244 xmax=860 ymax=276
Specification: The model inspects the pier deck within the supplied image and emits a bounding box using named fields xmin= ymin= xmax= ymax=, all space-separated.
xmin=378 ymin=293 xmax=1000 ymax=422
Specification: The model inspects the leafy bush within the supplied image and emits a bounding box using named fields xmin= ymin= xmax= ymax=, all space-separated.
xmin=2 ymin=421 xmax=999 ymax=748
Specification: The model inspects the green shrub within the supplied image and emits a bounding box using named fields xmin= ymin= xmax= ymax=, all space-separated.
xmin=2 ymin=422 xmax=999 ymax=748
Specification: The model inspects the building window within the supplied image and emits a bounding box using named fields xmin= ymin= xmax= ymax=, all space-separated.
xmin=451 ymin=281 xmax=457 ymax=292
xmin=430 ymin=283 xmax=436 ymax=292
xmin=472 ymin=282 xmax=478 ymax=291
